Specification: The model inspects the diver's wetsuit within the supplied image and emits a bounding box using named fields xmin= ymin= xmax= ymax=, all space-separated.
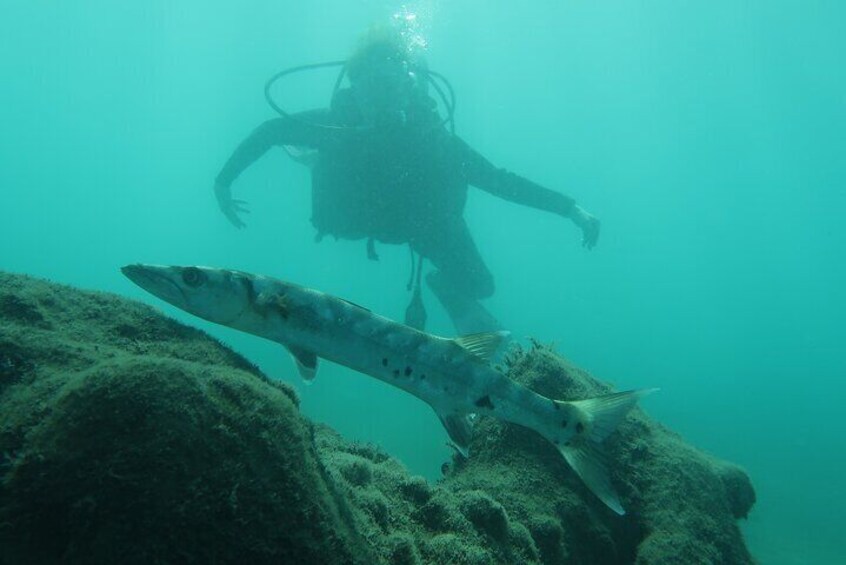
xmin=215 ymin=90 xmax=575 ymax=334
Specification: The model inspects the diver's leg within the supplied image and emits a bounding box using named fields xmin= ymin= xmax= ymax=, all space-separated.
xmin=427 ymin=271 xmax=501 ymax=335
xmin=413 ymin=221 xmax=502 ymax=335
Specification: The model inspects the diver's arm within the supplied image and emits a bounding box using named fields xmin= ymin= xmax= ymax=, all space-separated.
xmin=214 ymin=112 xmax=328 ymax=228
xmin=457 ymin=137 xmax=600 ymax=249
xmin=457 ymin=137 xmax=575 ymax=215
xmin=215 ymin=113 xmax=326 ymax=187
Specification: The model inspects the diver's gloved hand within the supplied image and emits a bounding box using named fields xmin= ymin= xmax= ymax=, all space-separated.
xmin=571 ymin=205 xmax=600 ymax=249
xmin=214 ymin=182 xmax=250 ymax=229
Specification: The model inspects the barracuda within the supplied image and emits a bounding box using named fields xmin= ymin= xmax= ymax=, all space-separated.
xmin=122 ymin=264 xmax=654 ymax=514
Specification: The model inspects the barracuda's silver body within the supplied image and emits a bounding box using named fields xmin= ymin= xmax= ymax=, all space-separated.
xmin=122 ymin=264 xmax=653 ymax=514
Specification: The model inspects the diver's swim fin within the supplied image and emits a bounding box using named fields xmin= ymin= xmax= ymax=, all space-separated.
xmin=404 ymin=286 xmax=427 ymax=330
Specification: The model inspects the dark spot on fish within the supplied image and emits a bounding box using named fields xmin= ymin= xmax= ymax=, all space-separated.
xmin=404 ymin=366 xmax=412 ymax=377
xmin=392 ymin=369 xmax=400 ymax=378
xmin=474 ymin=395 xmax=494 ymax=410
xmin=561 ymin=420 xmax=568 ymax=428
xmin=420 ymin=374 xmax=426 ymax=380
xmin=553 ymin=439 xmax=560 ymax=445
xmin=565 ymin=441 xmax=571 ymax=447
xmin=382 ymin=358 xmax=388 ymax=367
xmin=576 ymin=422 xmax=585 ymax=434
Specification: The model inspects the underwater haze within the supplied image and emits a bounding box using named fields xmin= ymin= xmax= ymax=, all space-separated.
xmin=2 ymin=1 xmax=844 ymax=563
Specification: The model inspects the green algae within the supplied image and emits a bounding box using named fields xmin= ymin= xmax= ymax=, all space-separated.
xmin=0 ymin=272 xmax=366 ymax=564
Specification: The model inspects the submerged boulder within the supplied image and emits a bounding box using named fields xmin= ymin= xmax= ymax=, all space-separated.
xmin=0 ymin=272 xmax=367 ymax=564
xmin=0 ymin=272 xmax=755 ymax=564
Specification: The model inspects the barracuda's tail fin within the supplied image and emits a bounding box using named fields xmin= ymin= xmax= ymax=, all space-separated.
xmin=555 ymin=389 xmax=657 ymax=515
xmin=559 ymin=440 xmax=623 ymax=513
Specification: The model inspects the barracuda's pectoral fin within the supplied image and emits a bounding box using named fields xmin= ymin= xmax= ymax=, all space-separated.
xmin=435 ymin=411 xmax=474 ymax=457
xmin=286 ymin=345 xmax=319 ymax=383
xmin=454 ymin=331 xmax=511 ymax=362
xmin=256 ymin=290 xmax=290 ymax=318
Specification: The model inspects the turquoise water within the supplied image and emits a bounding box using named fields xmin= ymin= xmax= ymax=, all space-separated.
xmin=2 ymin=2 xmax=843 ymax=562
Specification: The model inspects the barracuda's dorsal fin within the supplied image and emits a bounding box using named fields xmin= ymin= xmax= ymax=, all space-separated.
xmin=454 ymin=331 xmax=510 ymax=362
xmin=287 ymin=345 xmax=318 ymax=383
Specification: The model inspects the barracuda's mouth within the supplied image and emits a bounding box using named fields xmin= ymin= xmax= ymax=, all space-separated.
xmin=121 ymin=264 xmax=187 ymax=309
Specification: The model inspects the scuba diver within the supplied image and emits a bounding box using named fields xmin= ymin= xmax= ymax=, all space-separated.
xmin=213 ymin=26 xmax=600 ymax=335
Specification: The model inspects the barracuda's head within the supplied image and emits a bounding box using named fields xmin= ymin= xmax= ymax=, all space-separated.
xmin=122 ymin=264 xmax=251 ymax=325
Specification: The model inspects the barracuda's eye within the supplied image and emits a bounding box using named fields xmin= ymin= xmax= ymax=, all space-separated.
xmin=182 ymin=267 xmax=205 ymax=288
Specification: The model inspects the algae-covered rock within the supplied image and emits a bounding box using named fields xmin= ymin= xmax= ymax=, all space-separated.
xmin=0 ymin=272 xmax=368 ymax=564
xmin=0 ymin=272 xmax=756 ymax=564
xmin=313 ymin=425 xmax=542 ymax=564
